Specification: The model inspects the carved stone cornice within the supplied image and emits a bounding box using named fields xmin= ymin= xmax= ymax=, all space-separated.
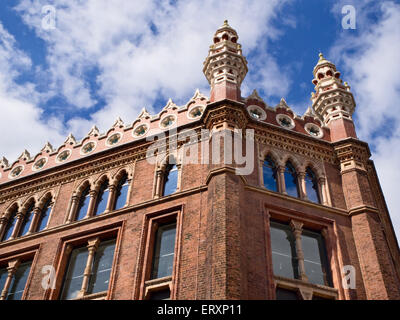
xmin=203 ymin=100 xmax=248 ymax=130
xmin=333 ymin=138 xmax=370 ymax=164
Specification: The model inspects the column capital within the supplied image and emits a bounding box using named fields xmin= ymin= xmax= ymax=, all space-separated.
xmin=290 ymin=220 xmax=303 ymax=234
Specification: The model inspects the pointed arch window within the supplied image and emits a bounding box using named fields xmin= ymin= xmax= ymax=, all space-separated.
xmin=2 ymin=208 xmax=17 ymax=242
xmin=305 ymin=167 xmax=321 ymax=203
xmin=37 ymin=199 xmax=52 ymax=232
xmin=163 ymin=164 xmax=178 ymax=197
xmin=263 ymin=155 xmax=278 ymax=192
xmin=76 ymin=186 xmax=90 ymax=221
xmin=284 ymin=161 xmax=300 ymax=198
xmin=19 ymin=203 xmax=34 ymax=237
xmin=114 ymin=173 xmax=129 ymax=211
xmin=94 ymin=180 xmax=109 ymax=216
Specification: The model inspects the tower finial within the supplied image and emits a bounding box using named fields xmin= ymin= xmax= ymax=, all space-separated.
xmin=319 ymin=52 xmax=324 ymax=60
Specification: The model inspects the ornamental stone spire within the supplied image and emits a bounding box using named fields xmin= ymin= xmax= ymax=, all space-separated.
xmin=311 ymin=53 xmax=357 ymax=141
xmin=203 ymin=20 xmax=248 ymax=102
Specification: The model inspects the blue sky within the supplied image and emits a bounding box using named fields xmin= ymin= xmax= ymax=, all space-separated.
xmin=0 ymin=0 xmax=399 ymax=238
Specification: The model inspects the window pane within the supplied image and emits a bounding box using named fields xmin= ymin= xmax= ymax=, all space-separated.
xmin=94 ymin=183 xmax=109 ymax=215
xmin=0 ymin=267 xmax=8 ymax=294
xmin=305 ymin=168 xmax=320 ymax=203
xmin=2 ymin=211 xmax=17 ymax=241
xmin=114 ymin=176 xmax=129 ymax=210
xmin=301 ymin=229 xmax=331 ymax=286
xmin=284 ymin=162 xmax=299 ymax=198
xmin=87 ymin=240 xmax=116 ymax=294
xmin=7 ymin=261 xmax=32 ymax=300
xmin=276 ymin=288 xmax=299 ymax=300
xmin=60 ymin=247 xmax=88 ymax=300
xmin=19 ymin=205 xmax=34 ymax=237
xmin=163 ymin=165 xmax=178 ymax=196
xmin=76 ymin=188 xmax=90 ymax=221
xmin=263 ymin=156 xmax=278 ymax=191
xmin=149 ymin=288 xmax=171 ymax=300
xmin=37 ymin=201 xmax=52 ymax=232
xmin=270 ymin=221 xmax=298 ymax=279
xmin=151 ymin=223 xmax=176 ymax=279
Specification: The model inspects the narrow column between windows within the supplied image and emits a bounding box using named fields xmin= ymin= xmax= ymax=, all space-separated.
xmin=67 ymin=195 xmax=79 ymax=223
xmin=27 ymin=207 xmax=41 ymax=235
xmin=154 ymin=170 xmax=163 ymax=198
xmin=298 ymin=172 xmax=307 ymax=200
xmin=105 ymin=185 xmax=116 ymax=213
xmin=0 ymin=259 xmax=20 ymax=300
xmin=77 ymin=238 xmax=100 ymax=298
xmin=278 ymin=166 xmax=286 ymax=194
xmin=9 ymin=212 xmax=24 ymax=240
xmin=85 ymin=190 xmax=97 ymax=219
xmin=0 ymin=217 xmax=7 ymax=240
xmin=290 ymin=220 xmax=308 ymax=282
xmin=318 ymin=177 xmax=328 ymax=205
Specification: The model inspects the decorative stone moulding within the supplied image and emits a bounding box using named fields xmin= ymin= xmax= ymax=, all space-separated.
xmin=247 ymin=105 xmax=267 ymax=121
xmin=133 ymin=124 xmax=149 ymax=138
xmin=160 ymin=115 xmax=177 ymax=129
xmin=80 ymin=141 xmax=97 ymax=155
xmin=276 ymin=114 xmax=295 ymax=130
xmin=32 ymin=157 xmax=48 ymax=171
xmin=106 ymin=132 xmax=123 ymax=147
xmin=9 ymin=165 xmax=24 ymax=179
xmin=56 ymin=149 xmax=72 ymax=163
xmin=304 ymin=123 xmax=324 ymax=138
xmin=187 ymin=105 xmax=205 ymax=120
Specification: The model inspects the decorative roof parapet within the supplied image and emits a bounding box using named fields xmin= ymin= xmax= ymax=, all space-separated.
xmin=162 ymin=98 xmax=178 ymax=111
xmin=113 ymin=117 xmax=125 ymax=128
xmin=87 ymin=125 xmax=100 ymax=137
xmin=246 ymin=89 xmax=264 ymax=102
xmin=41 ymin=141 xmax=54 ymax=153
xmin=0 ymin=157 xmax=9 ymax=168
xmin=138 ymin=107 xmax=151 ymax=120
xmin=64 ymin=133 xmax=77 ymax=146
xmin=19 ymin=149 xmax=31 ymax=161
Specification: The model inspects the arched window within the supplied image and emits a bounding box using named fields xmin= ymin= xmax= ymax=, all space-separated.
xmin=305 ymin=167 xmax=320 ymax=203
xmin=163 ymin=164 xmax=178 ymax=197
xmin=284 ymin=161 xmax=300 ymax=198
xmin=114 ymin=173 xmax=129 ymax=211
xmin=37 ymin=198 xmax=52 ymax=232
xmin=94 ymin=180 xmax=109 ymax=216
xmin=263 ymin=155 xmax=278 ymax=191
xmin=76 ymin=186 xmax=90 ymax=221
xmin=2 ymin=208 xmax=17 ymax=242
xmin=19 ymin=203 xmax=34 ymax=237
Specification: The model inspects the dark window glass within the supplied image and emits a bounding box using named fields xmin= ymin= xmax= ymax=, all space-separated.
xmin=76 ymin=187 xmax=90 ymax=221
xmin=37 ymin=199 xmax=52 ymax=232
xmin=0 ymin=267 xmax=8 ymax=294
xmin=263 ymin=156 xmax=278 ymax=191
xmin=94 ymin=181 xmax=109 ymax=215
xmin=151 ymin=223 xmax=177 ymax=279
xmin=19 ymin=204 xmax=35 ymax=237
xmin=60 ymin=247 xmax=88 ymax=300
xmin=2 ymin=210 xmax=17 ymax=241
xmin=276 ymin=287 xmax=300 ymax=300
xmin=7 ymin=261 xmax=32 ymax=300
xmin=163 ymin=165 xmax=178 ymax=196
xmin=301 ymin=229 xmax=332 ymax=286
xmin=284 ymin=162 xmax=299 ymax=198
xmin=87 ymin=240 xmax=116 ymax=294
xmin=149 ymin=288 xmax=171 ymax=300
xmin=270 ymin=221 xmax=298 ymax=279
xmin=114 ymin=175 xmax=129 ymax=210
xmin=305 ymin=167 xmax=320 ymax=203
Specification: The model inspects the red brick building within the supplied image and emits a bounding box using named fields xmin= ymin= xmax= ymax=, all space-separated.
xmin=0 ymin=21 xmax=399 ymax=300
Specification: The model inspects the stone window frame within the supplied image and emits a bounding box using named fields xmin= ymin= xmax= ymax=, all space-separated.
xmin=55 ymin=149 xmax=72 ymax=163
xmin=105 ymin=132 xmax=123 ymax=147
xmin=8 ymin=165 xmax=24 ymax=179
xmin=66 ymin=169 xmax=133 ymax=223
xmin=187 ymin=105 xmax=205 ymax=120
xmin=132 ymin=123 xmax=149 ymax=138
xmin=247 ymin=105 xmax=267 ymax=121
xmin=134 ymin=207 xmax=182 ymax=300
xmin=0 ymin=192 xmax=55 ymax=242
xmin=80 ymin=141 xmax=97 ymax=156
xmin=48 ymin=226 xmax=121 ymax=300
xmin=0 ymin=247 xmax=38 ymax=300
xmin=264 ymin=206 xmax=341 ymax=300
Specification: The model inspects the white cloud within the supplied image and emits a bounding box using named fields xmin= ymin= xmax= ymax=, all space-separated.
xmin=330 ymin=1 xmax=400 ymax=240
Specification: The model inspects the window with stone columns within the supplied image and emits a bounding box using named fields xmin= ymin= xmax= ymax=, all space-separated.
xmin=0 ymin=251 xmax=35 ymax=300
xmin=113 ymin=171 xmax=130 ymax=211
xmin=269 ymin=218 xmax=337 ymax=300
xmin=304 ymin=167 xmax=321 ymax=203
xmin=154 ymin=155 xmax=181 ymax=198
xmin=262 ymin=155 xmax=278 ymax=192
xmin=282 ymin=161 xmax=300 ymax=198
xmin=53 ymin=228 xmax=120 ymax=300
xmin=93 ymin=178 xmax=110 ymax=216
xmin=0 ymin=205 xmax=18 ymax=242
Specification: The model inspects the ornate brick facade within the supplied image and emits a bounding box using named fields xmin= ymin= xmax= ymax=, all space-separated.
xmin=0 ymin=21 xmax=399 ymax=300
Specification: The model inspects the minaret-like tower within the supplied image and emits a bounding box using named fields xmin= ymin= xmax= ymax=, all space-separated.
xmin=311 ymin=53 xmax=357 ymax=142
xmin=203 ymin=20 xmax=248 ymax=102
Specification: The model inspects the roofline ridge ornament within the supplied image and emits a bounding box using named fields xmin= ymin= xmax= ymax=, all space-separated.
xmin=64 ymin=133 xmax=77 ymax=145
xmin=191 ymin=88 xmax=207 ymax=101
xmin=19 ymin=149 xmax=31 ymax=161
xmin=0 ymin=156 xmax=9 ymax=168
xmin=246 ymin=89 xmax=263 ymax=101
xmin=87 ymin=125 xmax=100 ymax=137
xmin=41 ymin=141 xmax=54 ymax=153
xmin=113 ymin=117 xmax=125 ymax=128
xmin=163 ymin=98 xmax=178 ymax=110
xmin=138 ymin=107 xmax=151 ymax=119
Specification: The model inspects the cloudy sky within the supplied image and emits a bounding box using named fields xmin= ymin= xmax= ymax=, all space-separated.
xmin=0 ymin=0 xmax=399 ymax=239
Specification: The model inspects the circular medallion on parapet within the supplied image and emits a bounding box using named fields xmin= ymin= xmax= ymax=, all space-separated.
xmin=305 ymin=123 xmax=324 ymax=138
xmin=106 ymin=132 xmax=122 ymax=147
xmin=56 ymin=149 xmax=72 ymax=163
xmin=9 ymin=165 xmax=24 ymax=179
xmin=160 ymin=115 xmax=177 ymax=129
xmin=187 ymin=105 xmax=204 ymax=120
xmin=32 ymin=157 xmax=48 ymax=171
xmin=80 ymin=141 xmax=96 ymax=155
xmin=276 ymin=114 xmax=295 ymax=130
xmin=247 ymin=105 xmax=266 ymax=121
xmin=133 ymin=124 xmax=149 ymax=138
